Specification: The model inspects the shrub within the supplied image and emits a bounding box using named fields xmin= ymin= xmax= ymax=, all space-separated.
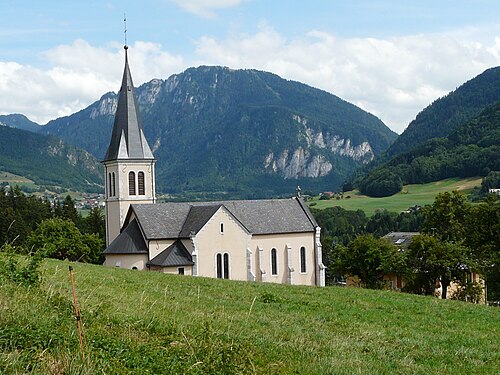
xmin=0 ymin=245 xmax=42 ymax=287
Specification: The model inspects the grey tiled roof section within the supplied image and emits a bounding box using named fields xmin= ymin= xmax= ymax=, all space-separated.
xmin=132 ymin=203 xmax=193 ymax=239
xmin=103 ymin=219 xmax=148 ymax=254
xmin=199 ymin=199 xmax=316 ymax=234
xmin=147 ymin=240 xmax=194 ymax=267
xmin=103 ymin=47 xmax=154 ymax=162
xmin=132 ymin=198 xmax=316 ymax=240
xmin=179 ymin=205 xmax=222 ymax=237
xmin=296 ymin=198 xmax=319 ymax=227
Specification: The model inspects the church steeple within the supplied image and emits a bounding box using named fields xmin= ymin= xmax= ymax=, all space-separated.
xmin=103 ymin=45 xmax=154 ymax=161
xmin=102 ymin=45 xmax=156 ymax=247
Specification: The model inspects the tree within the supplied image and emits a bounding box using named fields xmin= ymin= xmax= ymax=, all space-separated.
xmin=82 ymin=207 xmax=106 ymax=239
xmin=58 ymin=195 xmax=81 ymax=226
xmin=334 ymin=234 xmax=407 ymax=289
xmin=359 ymin=169 xmax=403 ymax=197
xmin=366 ymin=209 xmax=398 ymax=237
xmin=422 ymin=191 xmax=469 ymax=242
xmin=27 ymin=218 xmax=103 ymax=264
xmin=464 ymin=194 xmax=500 ymax=302
xmin=404 ymin=235 xmax=469 ymax=299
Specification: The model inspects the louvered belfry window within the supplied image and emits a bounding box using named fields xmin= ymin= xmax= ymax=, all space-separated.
xmin=138 ymin=171 xmax=145 ymax=195
xmin=129 ymin=171 xmax=136 ymax=195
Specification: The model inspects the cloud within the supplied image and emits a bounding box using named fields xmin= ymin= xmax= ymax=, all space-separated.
xmin=1 ymin=26 xmax=499 ymax=132
xmin=194 ymin=25 xmax=500 ymax=133
xmin=0 ymin=40 xmax=185 ymax=124
xmin=170 ymin=0 xmax=242 ymax=18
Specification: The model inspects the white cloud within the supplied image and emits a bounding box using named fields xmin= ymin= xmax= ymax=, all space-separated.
xmin=194 ymin=25 xmax=500 ymax=133
xmin=0 ymin=40 xmax=185 ymax=124
xmin=171 ymin=0 xmax=242 ymax=18
xmin=1 ymin=26 xmax=499 ymax=133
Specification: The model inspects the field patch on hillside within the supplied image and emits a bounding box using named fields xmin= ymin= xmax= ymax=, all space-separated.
xmin=309 ymin=177 xmax=482 ymax=215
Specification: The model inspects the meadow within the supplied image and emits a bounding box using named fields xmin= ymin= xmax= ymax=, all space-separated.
xmin=308 ymin=177 xmax=482 ymax=216
xmin=1 ymin=257 xmax=498 ymax=374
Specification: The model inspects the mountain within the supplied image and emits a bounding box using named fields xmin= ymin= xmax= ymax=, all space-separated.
xmin=385 ymin=66 xmax=500 ymax=159
xmin=38 ymin=66 xmax=397 ymax=197
xmin=0 ymin=114 xmax=41 ymax=133
xmin=0 ymin=126 xmax=102 ymax=192
xmin=358 ymin=102 xmax=500 ymax=197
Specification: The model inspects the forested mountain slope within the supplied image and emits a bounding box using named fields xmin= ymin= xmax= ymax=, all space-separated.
xmin=0 ymin=114 xmax=41 ymax=133
xmin=386 ymin=66 xmax=500 ymax=158
xmin=359 ymin=102 xmax=500 ymax=197
xmin=38 ymin=66 xmax=397 ymax=197
xmin=0 ymin=126 xmax=102 ymax=192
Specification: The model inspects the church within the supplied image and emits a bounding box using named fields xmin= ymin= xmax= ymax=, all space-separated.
xmin=102 ymin=45 xmax=325 ymax=287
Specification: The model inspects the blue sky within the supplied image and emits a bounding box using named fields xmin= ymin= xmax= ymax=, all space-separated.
xmin=1 ymin=0 xmax=500 ymax=133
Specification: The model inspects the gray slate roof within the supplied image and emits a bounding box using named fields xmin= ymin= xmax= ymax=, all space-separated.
xmin=102 ymin=46 xmax=154 ymax=162
xmin=178 ymin=205 xmax=223 ymax=238
xmin=104 ymin=219 xmax=148 ymax=254
xmin=383 ymin=232 xmax=420 ymax=250
xmin=147 ymin=240 xmax=194 ymax=267
xmin=131 ymin=198 xmax=317 ymax=240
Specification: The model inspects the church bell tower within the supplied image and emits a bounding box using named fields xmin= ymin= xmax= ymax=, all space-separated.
xmin=102 ymin=45 xmax=156 ymax=246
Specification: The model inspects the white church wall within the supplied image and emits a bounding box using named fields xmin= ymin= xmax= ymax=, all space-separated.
xmin=194 ymin=207 xmax=251 ymax=281
xmin=104 ymin=253 xmax=148 ymax=270
xmin=251 ymin=232 xmax=316 ymax=286
xmin=148 ymin=239 xmax=177 ymax=260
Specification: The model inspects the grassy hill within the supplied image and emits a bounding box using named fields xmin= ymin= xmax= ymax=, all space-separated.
xmin=1 ymin=257 xmax=498 ymax=374
xmin=308 ymin=177 xmax=482 ymax=216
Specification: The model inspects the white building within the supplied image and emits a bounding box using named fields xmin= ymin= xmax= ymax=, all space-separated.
xmin=102 ymin=46 xmax=325 ymax=286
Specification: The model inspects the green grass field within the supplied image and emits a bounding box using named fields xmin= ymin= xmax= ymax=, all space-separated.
xmin=1 ymin=257 xmax=498 ymax=374
xmin=308 ymin=177 xmax=482 ymax=216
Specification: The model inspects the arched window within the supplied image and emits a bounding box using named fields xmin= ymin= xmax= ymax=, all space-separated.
xmin=300 ymin=246 xmax=306 ymax=273
xmin=216 ymin=253 xmax=230 ymax=279
xmin=271 ymin=248 xmax=278 ymax=275
xmin=216 ymin=253 xmax=223 ymax=278
xmin=138 ymin=171 xmax=145 ymax=195
xmin=129 ymin=171 xmax=136 ymax=195
xmin=112 ymin=172 xmax=116 ymax=197
xmin=223 ymin=253 xmax=229 ymax=279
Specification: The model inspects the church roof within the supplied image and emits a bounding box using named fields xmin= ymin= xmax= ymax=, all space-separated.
xmin=147 ymin=240 xmax=194 ymax=267
xmin=102 ymin=46 xmax=154 ymax=162
xmin=104 ymin=218 xmax=149 ymax=255
xmin=130 ymin=198 xmax=317 ymax=240
xmin=178 ymin=205 xmax=224 ymax=238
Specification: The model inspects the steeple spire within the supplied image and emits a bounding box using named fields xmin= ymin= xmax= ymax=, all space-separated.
xmin=103 ymin=46 xmax=154 ymax=161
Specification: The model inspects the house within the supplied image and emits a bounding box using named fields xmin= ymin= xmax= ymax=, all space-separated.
xmin=382 ymin=232 xmax=484 ymax=302
xmin=381 ymin=231 xmax=419 ymax=290
xmin=101 ymin=45 xmax=325 ymax=286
